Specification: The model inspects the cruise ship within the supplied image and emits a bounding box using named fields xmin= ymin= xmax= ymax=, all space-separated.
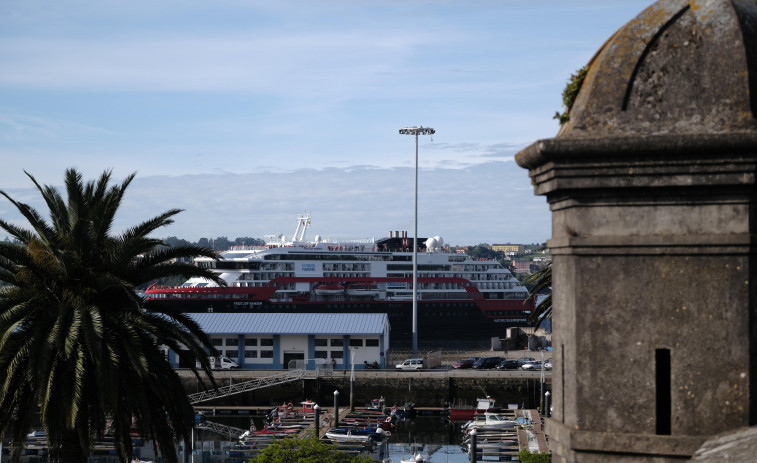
xmin=144 ymin=213 xmax=534 ymax=339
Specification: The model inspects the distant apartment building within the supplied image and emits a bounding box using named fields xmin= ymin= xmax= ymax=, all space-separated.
xmin=513 ymin=260 xmax=532 ymax=274
xmin=492 ymin=243 xmax=524 ymax=255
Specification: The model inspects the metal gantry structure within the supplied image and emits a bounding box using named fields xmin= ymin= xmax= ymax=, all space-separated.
xmin=195 ymin=420 xmax=248 ymax=441
xmin=188 ymin=368 xmax=318 ymax=404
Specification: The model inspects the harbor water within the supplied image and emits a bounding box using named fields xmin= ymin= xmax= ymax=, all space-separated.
xmin=5 ymin=414 xmax=523 ymax=462
xmin=192 ymin=414 xmax=520 ymax=463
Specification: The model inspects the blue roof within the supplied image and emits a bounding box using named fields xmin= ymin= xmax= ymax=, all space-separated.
xmin=186 ymin=313 xmax=389 ymax=335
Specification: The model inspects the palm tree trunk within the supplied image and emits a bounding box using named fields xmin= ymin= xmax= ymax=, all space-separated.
xmin=49 ymin=429 xmax=89 ymax=463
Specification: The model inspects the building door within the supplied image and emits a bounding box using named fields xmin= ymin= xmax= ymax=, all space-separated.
xmin=283 ymin=352 xmax=305 ymax=369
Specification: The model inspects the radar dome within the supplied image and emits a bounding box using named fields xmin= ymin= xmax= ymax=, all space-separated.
xmin=425 ymin=237 xmax=438 ymax=251
xmin=434 ymin=236 xmax=444 ymax=247
xmin=314 ymin=235 xmax=322 ymax=243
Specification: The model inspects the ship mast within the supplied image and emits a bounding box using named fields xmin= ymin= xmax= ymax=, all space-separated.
xmin=293 ymin=212 xmax=311 ymax=243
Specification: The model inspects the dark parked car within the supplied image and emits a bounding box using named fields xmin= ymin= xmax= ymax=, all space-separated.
xmin=472 ymin=356 xmax=502 ymax=369
xmin=516 ymin=356 xmax=536 ymax=366
xmin=496 ymin=359 xmax=519 ymax=370
xmin=453 ymin=358 xmax=477 ymax=369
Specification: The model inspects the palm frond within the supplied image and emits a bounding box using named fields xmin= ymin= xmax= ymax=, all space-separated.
xmin=0 ymin=168 xmax=218 ymax=463
xmin=524 ymin=262 xmax=552 ymax=328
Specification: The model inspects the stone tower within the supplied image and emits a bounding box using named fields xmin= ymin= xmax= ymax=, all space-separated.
xmin=516 ymin=0 xmax=757 ymax=461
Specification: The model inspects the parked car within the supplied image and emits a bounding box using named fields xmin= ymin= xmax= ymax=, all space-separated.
xmin=472 ymin=356 xmax=502 ymax=369
xmin=453 ymin=357 xmax=477 ymax=369
xmin=196 ymin=356 xmax=240 ymax=370
xmin=496 ymin=359 xmax=519 ymax=370
xmin=516 ymin=356 xmax=536 ymax=366
xmin=543 ymin=358 xmax=552 ymax=371
xmin=396 ymin=358 xmax=425 ymax=370
xmin=521 ymin=361 xmax=542 ymax=370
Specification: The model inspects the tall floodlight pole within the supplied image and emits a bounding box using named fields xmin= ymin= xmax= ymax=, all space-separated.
xmin=399 ymin=126 xmax=435 ymax=358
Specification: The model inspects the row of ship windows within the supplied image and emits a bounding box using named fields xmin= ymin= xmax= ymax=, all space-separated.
xmin=271 ymin=302 xmax=475 ymax=310
xmin=234 ymin=279 xmax=517 ymax=290
xmin=200 ymin=254 xmax=506 ymax=270
xmin=323 ymin=263 xmax=371 ymax=271
xmin=197 ymin=255 xmax=510 ymax=272
xmin=236 ymin=271 xmax=514 ymax=282
xmin=262 ymin=254 xmax=406 ymax=262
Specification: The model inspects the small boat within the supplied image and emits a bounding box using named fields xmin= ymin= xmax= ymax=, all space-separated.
xmin=447 ymin=396 xmax=498 ymax=421
xmin=324 ymin=427 xmax=384 ymax=443
xmin=464 ymin=440 xmax=517 ymax=451
xmin=253 ymin=426 xmax=299 ymax=436
xmin=300 ymin=400 xmax=318 ymax=415
xmin=314 ymin=283 xmax=344 ymax=296
xmin=390 ymin=402 xmax=416 ymax=420
xmin=346 ymin=282 xmax=379 ymax=297
xmin=463 ymin=412 xmax=517 ymax=432
xmin=400 ymin=452 xmax=431 ymax=463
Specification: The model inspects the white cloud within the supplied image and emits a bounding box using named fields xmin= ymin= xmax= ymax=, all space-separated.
xmin=0 ymin=163 xmax=550 ymax=246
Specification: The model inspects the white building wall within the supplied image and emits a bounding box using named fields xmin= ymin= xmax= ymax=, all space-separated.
xmin=279 ymin=335 xmax=308 ymax=362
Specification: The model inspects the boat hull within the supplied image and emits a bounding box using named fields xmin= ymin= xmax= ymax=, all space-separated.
xmin=146 ymin=297 xmax=527 ymax=340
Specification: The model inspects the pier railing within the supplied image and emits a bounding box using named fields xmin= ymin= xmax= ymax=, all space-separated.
xmin=188 ymin=368 xmax=318 ymax=404
xmin=195 ymin=419 xmax=248 ymax=440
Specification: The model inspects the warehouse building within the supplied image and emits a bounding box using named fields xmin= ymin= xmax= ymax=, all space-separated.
xmin=169 ymin=312 xmax=390 ymax=370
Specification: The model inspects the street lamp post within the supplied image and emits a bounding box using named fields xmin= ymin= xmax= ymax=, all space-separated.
xmin=399 ymin=126 xmax=435 ymax=358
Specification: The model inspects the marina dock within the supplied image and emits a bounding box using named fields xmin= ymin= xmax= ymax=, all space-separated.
xmin=211 ymin=403 xmax=550 ymax=461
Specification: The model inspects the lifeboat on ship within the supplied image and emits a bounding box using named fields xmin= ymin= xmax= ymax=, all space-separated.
xmin=346 ymin=282 xmax=379 ymax=297
xmin=314 ymin=283 xmax=344 ymax=296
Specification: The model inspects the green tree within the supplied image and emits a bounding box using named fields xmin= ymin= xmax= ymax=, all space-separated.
xmin=519 ymin=449 xmax=552 ymax=462
xmin=249 ymin=433 xmax=375 ymax=463
xmin=0 ymin=169 xmax=223 ymax=463
xmin=466 ymin=244 xmax=498 ymax=260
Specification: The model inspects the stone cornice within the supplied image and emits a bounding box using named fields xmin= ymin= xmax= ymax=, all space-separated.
xmin=515 ymin=133 xmax=757 ymax=197
xmin=515 ymin=133 xmax=757 ymax=170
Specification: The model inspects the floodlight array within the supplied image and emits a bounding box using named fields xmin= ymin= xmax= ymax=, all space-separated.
xmin=399 ymin=126 xmax=435 ymax=135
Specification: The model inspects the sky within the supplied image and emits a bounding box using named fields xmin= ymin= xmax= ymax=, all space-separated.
xmin=0 ymin=0 xmax=653 ymax=246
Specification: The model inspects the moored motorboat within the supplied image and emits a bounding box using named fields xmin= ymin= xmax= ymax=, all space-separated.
xmin=462 ymin=412 xmax=517 ymax=433
xmin=324 ymin=427 xmax=386 ymax=443
xmin=447 ymin=396 xmax=498 ymax=421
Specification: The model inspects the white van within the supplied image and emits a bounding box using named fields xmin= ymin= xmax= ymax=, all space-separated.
xmin=395 ymin=358 xmax=425 ymax=370
xmin=196 ymin=356 xmax=240 ymax=370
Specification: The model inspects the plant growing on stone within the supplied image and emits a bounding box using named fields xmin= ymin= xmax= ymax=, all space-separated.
xmin=554 ymin=66 xmax=588 ymax=125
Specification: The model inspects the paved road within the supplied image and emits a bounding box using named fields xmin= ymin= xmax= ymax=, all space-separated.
xmin=177 ymin=348 xmax=553 ymax=380
xmin=178 ymin=366 xmax=550 ymax=381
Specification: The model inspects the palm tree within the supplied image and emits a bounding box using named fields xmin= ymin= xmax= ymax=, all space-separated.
xmin=0 ymin=169 xmax=224 ymax=463
xmin=524 ymin=261 xmax=552 ymax=328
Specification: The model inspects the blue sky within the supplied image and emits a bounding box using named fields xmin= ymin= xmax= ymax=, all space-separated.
xmin=0 ymin=0 xmax=652 ymax=246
